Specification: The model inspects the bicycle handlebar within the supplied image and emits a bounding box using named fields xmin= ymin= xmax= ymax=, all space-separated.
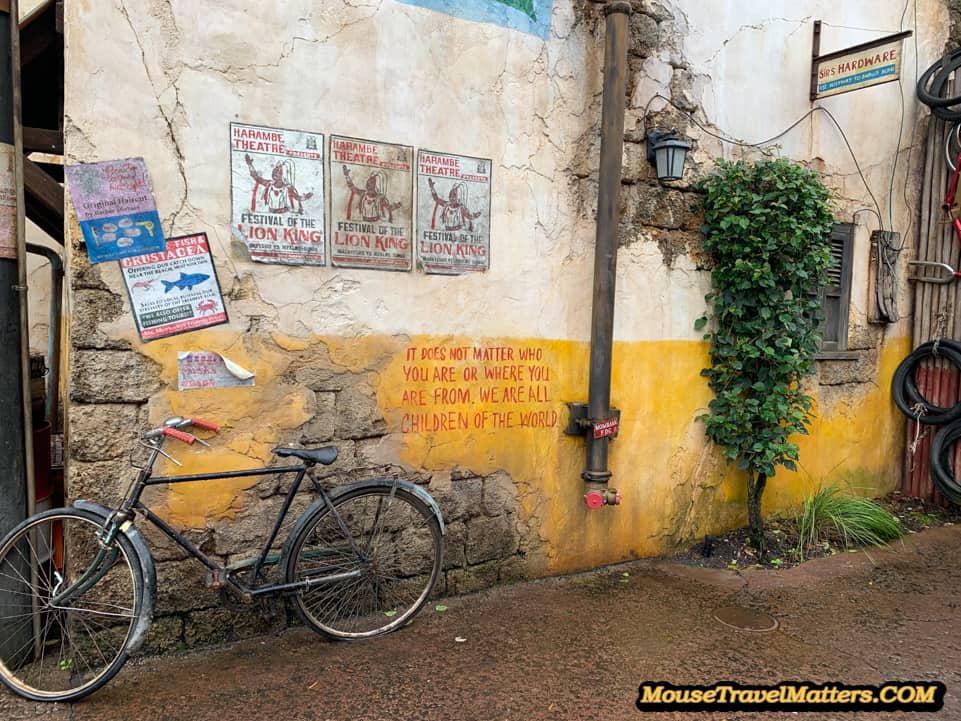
xmin=145 ymin=417 xmax=220 ymax=443
xmin=161 ymin=426 xmax=196 ymax=445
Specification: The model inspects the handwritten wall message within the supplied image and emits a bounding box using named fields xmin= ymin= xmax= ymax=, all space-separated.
xmin=399 ymin=344 xmax=558 ymax=432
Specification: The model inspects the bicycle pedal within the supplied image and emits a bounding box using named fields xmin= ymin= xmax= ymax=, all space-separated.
xmin=205 ymin=569 xmax=228 ymax=589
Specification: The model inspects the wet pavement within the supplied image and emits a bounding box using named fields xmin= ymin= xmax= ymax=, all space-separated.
xmin=3 ymin=526 xmax=961 ymax=721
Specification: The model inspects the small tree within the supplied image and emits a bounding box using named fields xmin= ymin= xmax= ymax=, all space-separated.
xmin=695 ymin=158 xmax=834 ymax=554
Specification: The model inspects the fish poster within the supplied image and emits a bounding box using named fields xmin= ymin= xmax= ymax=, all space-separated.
xmin=119 ymin=233 xmax=228 ymax=342
xmin=230 ymin=122 xmax=326 ymax=266
xmin=64 ymin=157 xmax=167 ymax=264
xmin=416 ymin=150 xmax=492 ymax=275
xmin=329 ymin=135 xmax=413 ymax=271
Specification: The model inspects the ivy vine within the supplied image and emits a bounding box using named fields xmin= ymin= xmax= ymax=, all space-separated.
xmin=695 ymin=158 xmax=834 ymax=552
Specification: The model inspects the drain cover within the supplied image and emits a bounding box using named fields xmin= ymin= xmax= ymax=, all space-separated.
xmin=713 ymin=606 xmax=778 ymax=632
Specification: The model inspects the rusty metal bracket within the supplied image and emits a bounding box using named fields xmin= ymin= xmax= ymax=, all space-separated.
xmin=564 ymin=402 xmax=620 ymax=439
xmin=908 ymin=260 xmax=961 ymax=284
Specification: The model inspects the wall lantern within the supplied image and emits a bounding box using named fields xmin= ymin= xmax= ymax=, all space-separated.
xmin=646 ymin=129 xmax=691 ymax=181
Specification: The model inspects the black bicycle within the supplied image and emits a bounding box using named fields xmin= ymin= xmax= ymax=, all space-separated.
xmin=0 ymin=416 xmax=445 ymax=702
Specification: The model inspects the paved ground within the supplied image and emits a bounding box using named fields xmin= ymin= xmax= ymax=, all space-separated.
xmin=3 ymin=526 xmax=961 ymax=721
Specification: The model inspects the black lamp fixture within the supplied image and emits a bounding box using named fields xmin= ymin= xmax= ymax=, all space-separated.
xmin=646 ymin=129 xmax=691 ymax=181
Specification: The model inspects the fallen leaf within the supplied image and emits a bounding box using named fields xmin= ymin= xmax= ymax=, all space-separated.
xmin=455 ymin=637 xmax=466 ymax=643
xmin=435 ymin=605 xmax=448 ymax=612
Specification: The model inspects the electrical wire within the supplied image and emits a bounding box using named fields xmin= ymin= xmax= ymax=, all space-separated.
xmin=646 ymin=92 xmax=887 ymax=234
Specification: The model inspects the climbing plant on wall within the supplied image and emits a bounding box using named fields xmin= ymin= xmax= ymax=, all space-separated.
xmin=695 ymin=158 xmax=834 ymax=554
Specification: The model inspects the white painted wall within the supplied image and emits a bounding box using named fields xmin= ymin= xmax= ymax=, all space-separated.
xmin=64 ymin=0 xmax=948 ymax=346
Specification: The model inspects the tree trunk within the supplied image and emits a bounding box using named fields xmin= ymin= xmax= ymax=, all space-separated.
xmin=747 ymin=471 xmax=767 ymax=556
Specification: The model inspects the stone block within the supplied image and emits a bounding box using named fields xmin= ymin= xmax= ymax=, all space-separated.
xmin=141 ymin=522 xmax=213 ymax=562
xmin=817 ymin=350 xmax=876 ymax=385
xmin=67 ymin=458 xmax=135 ymax=503
xmin=68 ymin=403 xmax=142 ymax=461
xmin=444 ymin=560 xmax=500 ymax=596
xmin=482 ymin=471 xmax=519 ymax=517
xmin=622 ymin=184 xmax=699 ymax=232
xmin=70 ymin=350 xmax=162 ymax=403
xmin=498 ymin=556 xmax=530 ymax=584
xmin=629 ymin=11 xmax=658 ymax=57
xmin=154 ymin=559 xmax=219 ymax=613
xmin=183 ymin=606 xmax=285 ymax=647
xmin=467 ymin=514 xmax=519 ymax=565
xmin=442 ymin=521 xmax=467 ymax=570
xmin=335 ymin=385 xmax=387 ymax=439
xmin=432 ymin=477 xmax=482 ymax=523
xmin=71 ymin=288 xmax=131 ymax=350
xmin=141 ymin=614 xmax=184 ymax=654
xmin=210 ymin=497 xmax=277 ymax=555
xmin=297 ymin=392 xmax=337 ymax=443
xmin=640 ymin=0 xmax=673 ymax=23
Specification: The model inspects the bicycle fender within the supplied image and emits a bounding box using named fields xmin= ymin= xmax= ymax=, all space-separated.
xmin=72 ymin=500 xmax=156 ymax=654
xmin=335 ymin=478 xmax=446 ymax=535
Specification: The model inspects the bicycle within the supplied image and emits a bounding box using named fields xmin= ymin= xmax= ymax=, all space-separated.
xmin=0 ymin=416 xmax=445 ymax=702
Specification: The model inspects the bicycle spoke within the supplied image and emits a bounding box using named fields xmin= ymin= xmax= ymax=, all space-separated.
xmin=0 ymin=511 xmax=141 ymax=701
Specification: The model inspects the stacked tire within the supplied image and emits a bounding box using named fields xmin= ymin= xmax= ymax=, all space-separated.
xmin=918 ymin=49 xmax=961 ymax=121
xmin=892 ymin=340 xmax=961 ymax=504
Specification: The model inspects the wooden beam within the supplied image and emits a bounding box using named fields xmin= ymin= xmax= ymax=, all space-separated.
xmin=23 ymin=155 xmax=62 ymax=220
xmin=23 ymin=126 xmax=61 ymax=154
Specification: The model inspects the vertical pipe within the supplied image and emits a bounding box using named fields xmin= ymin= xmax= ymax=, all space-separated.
xmin=26 ymin=243 xmax=63 ymax=431
xmin=583 ymin=1 xmax=631 ymax=486
xmin=0 ymin=0 xmax=27 ymax=534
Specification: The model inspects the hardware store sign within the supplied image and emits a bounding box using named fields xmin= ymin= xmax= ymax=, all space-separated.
xmin=814 ymin=34 xmax=907 ymax=99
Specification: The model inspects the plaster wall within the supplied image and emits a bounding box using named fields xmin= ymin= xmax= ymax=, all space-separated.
xmin=62 ymin=0 xmax=947 ymax=644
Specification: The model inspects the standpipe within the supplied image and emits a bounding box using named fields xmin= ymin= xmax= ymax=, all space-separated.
xmin=565 ymin=2 xmax=630 ymax=509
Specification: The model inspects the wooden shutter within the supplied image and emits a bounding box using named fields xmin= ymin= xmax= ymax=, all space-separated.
xmin=820 ymin=223 xmax=854 ymax=353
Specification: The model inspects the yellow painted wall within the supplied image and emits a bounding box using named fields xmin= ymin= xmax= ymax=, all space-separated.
xmin=131 ymin=328 xmax=908 ymax=574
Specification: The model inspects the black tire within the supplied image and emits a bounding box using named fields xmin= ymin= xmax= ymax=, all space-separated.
xmin=917 ymin=48 xmax=961 ymax=108
xmin=929 ymin=421 xmax=961 ymax=505
xmin=891 ymin=341 xmax=961 ymax=425
xmin=284 ymin=486 xmax=443 ymax=640
xmin=0 ymin=508 xmax=144 ymax=702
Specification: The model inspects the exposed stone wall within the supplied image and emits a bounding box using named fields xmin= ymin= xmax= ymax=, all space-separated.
xmin=63 ymin=0 xmax=948 ymax=651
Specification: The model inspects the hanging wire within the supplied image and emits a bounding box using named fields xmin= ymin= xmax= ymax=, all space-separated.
xmin=645 ymin=93 xmax=886 ymax=233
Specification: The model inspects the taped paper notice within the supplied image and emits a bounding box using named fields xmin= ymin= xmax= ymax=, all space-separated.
xmin=177 ymin=351 xmax=255 ymax=391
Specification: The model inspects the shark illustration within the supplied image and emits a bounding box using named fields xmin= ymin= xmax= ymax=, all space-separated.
xmin=162 ymin=272 xmax=210 ymax=293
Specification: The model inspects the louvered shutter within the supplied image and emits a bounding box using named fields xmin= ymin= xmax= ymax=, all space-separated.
xmin=820 ymin=223 xmax=854 ymax=352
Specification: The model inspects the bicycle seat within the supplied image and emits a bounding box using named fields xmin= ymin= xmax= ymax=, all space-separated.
xmin=273 ymin=446 xmax=339 ymax=465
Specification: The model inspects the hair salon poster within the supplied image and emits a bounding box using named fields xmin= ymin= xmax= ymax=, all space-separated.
xmin=416 ymin=150 xmax=492 ymax=275
xmin=64 ymin=158 xmax=167 ymax=264
xmin=230 ymin=122 xmax=326 ymax=265
xmin=329 ymin=135 xmax=413 ymax=271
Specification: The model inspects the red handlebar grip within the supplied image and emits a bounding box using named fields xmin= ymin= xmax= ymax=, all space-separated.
xmin=191 ymin=418 xmax=221 ymax=432
xmin=162 ymin=426 xmax=196 ymax=445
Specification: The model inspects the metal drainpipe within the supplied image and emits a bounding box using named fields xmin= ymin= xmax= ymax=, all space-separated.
xmin=581 ymin=1 xmax=630 ymax=508
xmin=26 ymin=243 xmax=63 ymax=432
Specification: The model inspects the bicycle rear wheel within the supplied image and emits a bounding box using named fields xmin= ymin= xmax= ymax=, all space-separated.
xmin=284 ymin=485 xmax=443 ymax=640
xmin=0 ymin=508 xmax=143 ymax=702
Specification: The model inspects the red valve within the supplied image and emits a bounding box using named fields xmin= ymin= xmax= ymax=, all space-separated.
xmin=585 ymin=490 xmax=606 ymax=509
xmin=191 ymin=418 xmax=221 ymax=432
xmin=584 ymin=489 xmax=622 ymax=508
xmin=162 ymin=426 xmax=196 ymax=444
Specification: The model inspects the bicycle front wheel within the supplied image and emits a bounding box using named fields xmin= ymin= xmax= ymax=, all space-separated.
xmin=0 ymin=508 xmax=144 ymax=702
xmin=285 ymin=485 xmax=443 ymax=640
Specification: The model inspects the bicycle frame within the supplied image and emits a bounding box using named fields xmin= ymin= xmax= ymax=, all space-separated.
xmin=911 ymin=146 xmax=961 ymax=283
xmin=83 ymin=435 xmax=365 ymax=604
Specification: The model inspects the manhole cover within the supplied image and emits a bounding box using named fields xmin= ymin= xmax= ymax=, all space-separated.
xmin=713 ymin=605 xmax=779 ymax=632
